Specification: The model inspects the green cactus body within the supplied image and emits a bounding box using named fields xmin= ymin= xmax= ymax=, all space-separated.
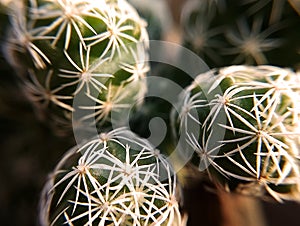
xmin=3 ymin=0 xmax=149 ymax=129
xmin=39 ymin=128 xmax=183 ymax=225
xmin=175 ymin=65 xmax=300 ymax=202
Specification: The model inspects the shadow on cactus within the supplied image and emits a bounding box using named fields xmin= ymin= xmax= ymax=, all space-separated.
xmin=173 ymin=65 xmax=300 ymax=202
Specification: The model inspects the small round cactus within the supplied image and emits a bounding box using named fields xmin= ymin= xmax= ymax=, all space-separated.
xmin=174 ymin=65 xmax=300 ymax=202
xmin=2 ymin=0 xmax=149 ymax=129
xmin=39 ymin=128 xmax=184 ymax=225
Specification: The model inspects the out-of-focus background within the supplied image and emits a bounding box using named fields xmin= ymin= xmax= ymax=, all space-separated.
xmin=1 ymin=0 xmax=300 ymax=225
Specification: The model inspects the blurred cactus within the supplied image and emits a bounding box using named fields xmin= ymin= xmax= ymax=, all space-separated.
xmin=128 ymin=0 xmax=173 ymax=40
xmin=181 ymin=0 xmax=300 ymax=69
xmin=1 ymin=0 xmax=149 ymax=130
xmin=39 ymin=128 xmax=184 ymax=226
xmin=174 ymin=65 xmax=300 ymax=202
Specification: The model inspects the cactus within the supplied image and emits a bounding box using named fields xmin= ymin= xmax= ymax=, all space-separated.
xmin=2 ymin=0 xmax=149 ymax=130
xmin=181 ymin=0 xmax=300 ymax=70
xmin=2 ymin=0 xmax=300 ymax=225
xmin=174 ymin=65 xmax=300 ymax=202
xmin=39 ymin=128 xmax=183 ymax=226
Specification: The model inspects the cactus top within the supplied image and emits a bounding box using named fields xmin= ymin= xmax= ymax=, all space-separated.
xmin=176 ymin=65 xmax=300 ymax=202
xmin=2 ymin=0 xmax=150 ymax=129
xmin=39 ymin=128 xmax=183 ymax=225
